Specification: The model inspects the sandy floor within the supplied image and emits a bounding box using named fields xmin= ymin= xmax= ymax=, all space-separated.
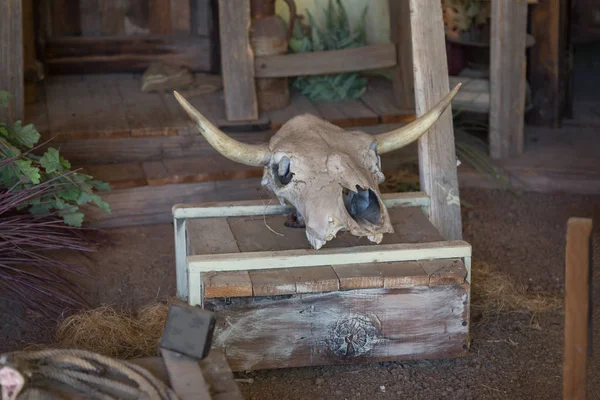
xmin=2 ymin=187 xmax=599 ymax=399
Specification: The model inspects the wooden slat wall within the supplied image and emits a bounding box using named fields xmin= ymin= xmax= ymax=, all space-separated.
xmin=0 ymin=0 xmax=24 ymax=124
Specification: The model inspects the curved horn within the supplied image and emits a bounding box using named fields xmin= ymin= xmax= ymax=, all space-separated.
xmin=375 ymin=83 xmax=462 ymax=154
xmin=173 ymin=91 xmax=270 ymax=166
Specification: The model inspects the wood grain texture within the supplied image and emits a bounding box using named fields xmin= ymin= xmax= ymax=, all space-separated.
xmin=0 ymin=0 xmax=24 ymax=124
xmin=186 ymin=218 xmax=240 ymax=255
xmin=170 ymin=0 xmax=192 ymax=33
xmin=160 ymin=348 xmax=211 ymax=400
xmin=45 ymin=35 xmax=215 ymax=74
xmin=489 ymin=0 xmax=528 ymax=159
xmin=49 ymin=0 xmax=81 ymax=36
xmin=202 ymin=271 xmax=253 ymax=298
xmin=80 ymin=162 xmax=147 ymax=190
xmin=388 ymin=0 xmax=415 ymax=110
xmin=22 ymin=0 xmax=37 ymax=105
xmin=206 ymin=285 xmax=470 ymax=371
xmin=529 ymin=0 xmax=569 ymax=127
xmin=254 ymin=44 xmax=397 ymax=78
xmin=149 ymin=0 xmax=172 ymax=34
xmin=248 ymin=269 xmax=297 ymax=296
xmin=563 ymin=217 xmax=592 ymax=400
xmin=218 ymin=0 xmax=258 ymax=121
xmin=360 ymin=78 xmax=415 ymax=124
xmin=409 ymin=0 xmax=462 ymax=241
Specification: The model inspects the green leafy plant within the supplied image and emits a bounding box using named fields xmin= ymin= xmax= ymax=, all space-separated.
xmin=288 ymin=0 xmax=369 ymax=101
xmin=0 ymin=91 xmax=111 ymax=226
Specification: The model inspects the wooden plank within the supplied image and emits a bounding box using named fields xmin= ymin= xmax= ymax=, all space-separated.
xmin=24 ymin=83 xmax=49 ymax=136
xmin=292 ymin=266 xmax=340 ymax=294
xmin=143 ymin=157 xmax=263 ymax=186
xmin=409 ymin=0 xmax=463 ymax=241
xmin=265 ymin=91 xmax=323 ymax=130
xmin=171 ymin=0 xmax=192 ymax=33
xmin=489 ymin=0 xmax=528 ymax=159
xmin=206 ymin=285 xmax=469 ymax=371
xmin=563 ymin=217 xmax=592 ymax=400
xmin=332 ymin=263 xmax=384 ymax=290
xmin=116 ymin=77 xmax=176 ymax=137
xmin=419 ymin=259 xmax=467 ymax=286
xmin=187 ymin=218 xmax=240 ymax=255
xmin=187 ymin=241 xmax=472 ymax=274
xmin=360 ymin=78 xmax=416 ymax=124
xmin=192 ymin=0 xmax=213 ymax=37
xmin=173 ymin=191 xmax=430 ymax=219
xmin=79 ymin=0 xmax=102 ymax=36
xmin=312 ymin=99 xmax=379 ymax=128
xmin=100 ymin=0 xmax=127 ymax=36
xmin=202 ymin=271 xmax=253 ymax=298
xmin=378 ymin=261 xmax=429 ymax=288
xmin=79 ymin=162 xmax=147 ymax=190
xmin=160 ymin=348 xmax=211 ymax=400
xmin=149 ymin=0 xmax=172 ymax=34
xmin=529 ymin=0 xmax=569 ymax=127
xmin=248 ymin=269 xmax=297 ymax=296
xmin=22 ymin=0 xmax=37 ymax=105
xmin=49 ymin=0 xmax=81 ymax=36
xmin=388 ymin=0 xmax=415 ymax=110
xmin=45 ymin=36 xmax=215 ymax=74
xmin=0 ymin=0 xmax=24 ymax=124
xmin=218 ymin=0 xmax=258 ymax=121
xmin=254 ymin=44 xmax=397 ymax=78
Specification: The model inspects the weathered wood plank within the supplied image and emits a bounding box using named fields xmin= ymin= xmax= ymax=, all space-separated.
xmin=100 ymin=0 xmax=127 ymax=36
xmin=80 ymin=162 xmax=147 ymax=190
xmin=0 ymin=0 xmax=24 ymax=124
xmin=332 ymin=263 xmax=384 ymax=290
xmin=160 ymin=348 xmax=211 ymax=400
xmin=419 ymin=259 xmax=467 ymax=286
xmin=203 ymin=271 xmax=253 ymax=298
xmin=378 ymin=261 xmax=429 ymax=288
xmin=22 ymin=0 xmax=37 ymax=105
xmin=206 ymin=285 xmax=470 ymax=371
xmin=248 ymin=269 xmax=297 ymax=296
xmin=149 ymin=0 xmax=172 ymax=34
xmin=409 ymin=0 xmax=463 ymax=241
xmin=49 ymin=0 xmax=81 ymax=36
xmin=170 ymin=0 xmax=192 ymax=33
xmin=187 ymin=218 xmax=240 ymax=255
xmin=388 ymin=0 xmax=415 ymax=110
xmin=529 ymin=0 xmax=569 ymax=127
xmin=489 ymin=0 xmax=528 ymax=159
xmin=563 ymin=217 xmax=592 ymax=400
xmin=312 ymin=98 xmax=379 ymax=128
xmin=45 ymin=36 xmax=215 ymax=74
xmin=254 ymin=44 xmax=397 ymax=78
xmin=218 ymin=0 xmax=258 ymax=121
xmin=192 ymin=0 xmax=213 ymax=37
xmin=361 ymin=78 xmax=416 ymax=124
xmin=292 ymin=266 xmax=340 ymax=293
xmin=79 ymin=0 xmax=103 ymax=36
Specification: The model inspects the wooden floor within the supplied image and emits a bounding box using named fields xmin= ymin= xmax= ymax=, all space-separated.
xmin=25 ymin=73 xmax=489 ymax=142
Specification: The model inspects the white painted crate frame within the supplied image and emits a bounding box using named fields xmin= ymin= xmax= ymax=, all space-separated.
xmin=173 ymin=191 xmax=472 ymax=307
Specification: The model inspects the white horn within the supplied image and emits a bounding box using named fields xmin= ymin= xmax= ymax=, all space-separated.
xmin=173 ymin=91 xmax=270 ymax=167
xmin=375 ymin=83 xmax=462 ymax=154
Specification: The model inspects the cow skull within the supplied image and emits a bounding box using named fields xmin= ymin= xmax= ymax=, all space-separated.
xmin=173 ymin=84 xmax=461 ymax=249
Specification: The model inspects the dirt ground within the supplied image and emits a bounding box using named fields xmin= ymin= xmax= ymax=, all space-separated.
xmin=2 ymin=187 xmax=599 ymax=399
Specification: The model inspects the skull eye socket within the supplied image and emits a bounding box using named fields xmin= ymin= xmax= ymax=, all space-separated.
xmin=273 ymin=155 xmax=294 ymax=186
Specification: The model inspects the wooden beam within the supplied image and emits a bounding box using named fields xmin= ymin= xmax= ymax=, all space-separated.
xmin=409 ymin=0 xmax=462 ymax=241
xmin=489 ymin=0 xmax=528 ymax=159
xmin=389 ymin=0 xmax=415 ymax=110
xmin=0 ymin=0 xmax=24 ymax=124
xmin=254 ymin=44 xmax=397 ymax=78
xmin=529 ymin=0 xmax=570 ymax=127
xmin=149 ymin=0 xmax=172 ymax=34
xmin=22 ymin=0 xmax=37 ymax=105
xmin=217 ymin=0 xmax=258 ymax=121
xmin=170 ymin=0 xmax=192 ymax=33
xmin=563 ymin=217 xmax=592 ymax=400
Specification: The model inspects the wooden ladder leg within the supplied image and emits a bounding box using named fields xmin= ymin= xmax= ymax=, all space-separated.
xmin=408 ymin=0 xmax=462 ymax=241
xmin=389 ymin=0 xmax=415 ymax=111
xmin=217 ymin=0 xmax=259 ymax=122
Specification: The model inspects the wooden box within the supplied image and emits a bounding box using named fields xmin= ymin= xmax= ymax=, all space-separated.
xmin=173 ymin=192 xmax=472 ymax=372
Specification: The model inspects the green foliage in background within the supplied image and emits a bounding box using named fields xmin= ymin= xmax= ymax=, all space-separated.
xmin=288 ymin=0 xmax=369 ymax=101
xmin=0 ymin=91 xmax=111 ymax=226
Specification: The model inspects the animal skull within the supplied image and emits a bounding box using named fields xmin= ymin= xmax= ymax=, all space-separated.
xmin=173 ymin=84 xmax=461 ymax=249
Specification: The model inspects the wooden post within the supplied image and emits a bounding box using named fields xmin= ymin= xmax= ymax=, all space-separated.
xmin=0 ymin=0 xmax=24 ymax=124
xmin=563 ymin=217 xmax=592 ymax=400
xmin=389 ymin=0 xmax=415 ymax=110
xmin=409 ymin=0 xmax=462 ymax=241
xmin=23 ymin=0 xmax=37 ymax=105
xmin=489 ymin=0 xmax=528 ymax=159
xmin=529 ymin=0 xmax=571 ymax=127
xmin=217 ymin=0 xmax=259 ymax=121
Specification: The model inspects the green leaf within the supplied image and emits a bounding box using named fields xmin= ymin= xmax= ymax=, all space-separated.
xmin=14 ymin=159 xmax=41 ymax=184
xmin=56 ymin=189 xmax=80 ymax=201
xmin=29 ymin=201 xmax=55 ymax=215
xmin=90 ymin=179 xmax=111 ymax=192
xmin=62 ymin=212 xmax=84 ymax=227
xmin=39 ymin=148 xmax=63 ymax=173
xmin=0 ymin=91 xmax=11 ymax=108
xmin=13 ymin=123 xmax=41 ymax=149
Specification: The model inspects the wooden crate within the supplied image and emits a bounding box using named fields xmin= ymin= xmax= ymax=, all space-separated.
xmin=173 ymin=192 xmax=472 ymax=372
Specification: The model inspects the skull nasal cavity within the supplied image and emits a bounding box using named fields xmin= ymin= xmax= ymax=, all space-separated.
xmin=274 ymin=156 xmax=293 ymax=185
xmin=342 ymin=186 xmax=381 ymax=225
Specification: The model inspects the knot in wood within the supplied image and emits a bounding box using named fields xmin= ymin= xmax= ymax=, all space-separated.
xmin=327 ymin=316 xmax=378 ymax=357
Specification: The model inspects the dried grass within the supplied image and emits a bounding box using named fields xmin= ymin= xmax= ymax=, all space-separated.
xmin=25 ymin=261 xmax=563 ymax=359
xmin=471 ymin=260 xmax=563 ymax=321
